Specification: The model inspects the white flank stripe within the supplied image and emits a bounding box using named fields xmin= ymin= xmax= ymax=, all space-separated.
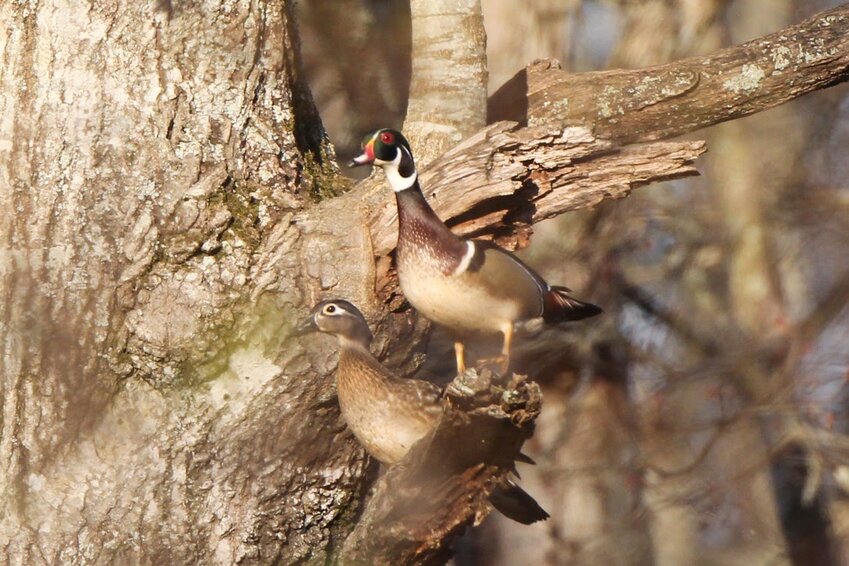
xmin=452 ymin=241 xmax=476 ymax=276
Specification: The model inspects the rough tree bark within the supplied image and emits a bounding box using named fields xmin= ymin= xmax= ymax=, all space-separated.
xmin=0 ymin=2 xmax=367 ymax=564
xmin=1 ymin=1 xmax=848 ymax=565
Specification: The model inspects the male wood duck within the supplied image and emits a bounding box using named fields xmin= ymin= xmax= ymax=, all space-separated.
xmin=351 ymin=129 xmax=602 ymax=373
xmin=295 ymin=299 xmax=549 ymax=524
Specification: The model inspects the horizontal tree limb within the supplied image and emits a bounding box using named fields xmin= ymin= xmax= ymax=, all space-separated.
xmin=361 ymin=121 xmax=705 ymax=257
xmin=489 ymin=3 xmax=849 ymax=143
xmin=291 ymin=123 xmax=704 ymax=564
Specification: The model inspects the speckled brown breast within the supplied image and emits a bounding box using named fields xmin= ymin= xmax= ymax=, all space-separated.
xmin=336 ymin=347 xmax=442 ymax=465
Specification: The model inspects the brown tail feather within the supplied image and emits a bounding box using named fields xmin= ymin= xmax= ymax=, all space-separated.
xmin=543 ymin=286 xmax=602 ymax=322
xmin=516 ymin=452 xmax=536 ymax=466
xmin=490 ymin=481 xmax=550 ymax=524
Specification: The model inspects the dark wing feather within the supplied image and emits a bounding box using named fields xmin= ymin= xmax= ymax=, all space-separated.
xmin=490 ymin=480 xmax=550 ymax=524
xmin=472 ymin=240 xmax=601 ymax=321
xmin=543 ymin=286 xmax=603 ymax=322
xmin=515 ymin=452 xmax=536 ymax=465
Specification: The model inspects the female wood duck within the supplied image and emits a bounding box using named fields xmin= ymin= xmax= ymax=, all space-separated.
xmin=295 ymin=299 xmax=549 ymax=524
xmin=351 ymin=129 xmax=602 ymax=373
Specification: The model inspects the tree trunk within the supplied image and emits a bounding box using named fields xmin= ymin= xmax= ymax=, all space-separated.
xmin=0 ymin=2 xmax=367 ymax=563
xmin=403 ymin=0 xmax=488 ymax=164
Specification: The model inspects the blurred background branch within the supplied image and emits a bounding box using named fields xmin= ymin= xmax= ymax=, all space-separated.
xmin=490 ymin=3 xmax=849 ymax=142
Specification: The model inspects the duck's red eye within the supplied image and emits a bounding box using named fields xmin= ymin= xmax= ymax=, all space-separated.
xmin=380 ymin=131 xmax=395 ymax=144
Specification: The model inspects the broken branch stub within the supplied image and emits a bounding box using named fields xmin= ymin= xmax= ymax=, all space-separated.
xmin=338 ymin=369 xmax=542 ymax=566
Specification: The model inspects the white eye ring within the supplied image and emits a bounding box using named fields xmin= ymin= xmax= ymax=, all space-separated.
xmin=323 ymin=304 xmax=338 ymax=315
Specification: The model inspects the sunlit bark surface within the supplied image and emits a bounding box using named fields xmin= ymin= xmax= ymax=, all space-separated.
xmin=403 ymin=0 xmax=488 ymax=164
xmin=0 ymin=2 xmax=369 ymax=563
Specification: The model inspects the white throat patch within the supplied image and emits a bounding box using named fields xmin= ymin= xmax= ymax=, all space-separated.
xmin=378 ymin=147 xmax=417 ymax=192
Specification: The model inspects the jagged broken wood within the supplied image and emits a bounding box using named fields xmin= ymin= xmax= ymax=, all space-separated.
xmin=296 ymin=123 xmax=704 ymax=562
xmin=357 ymin=121 xmax=705 ymax=257
xmin=289 ymin=121 xmax=704 ymax=323
xmin=338 ymin=369 xmax=542 ymax=566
